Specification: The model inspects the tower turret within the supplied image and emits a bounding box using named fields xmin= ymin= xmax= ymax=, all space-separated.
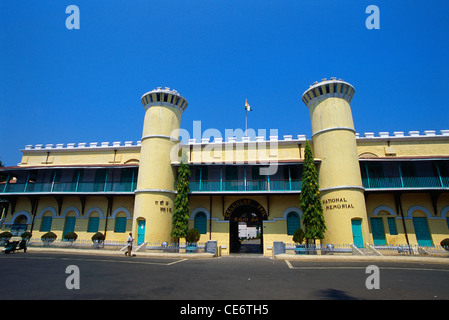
xmin=133 ymin=87 xmax=188 ymax=244
xmin=302 ymin=78 xmax=369 ymax=247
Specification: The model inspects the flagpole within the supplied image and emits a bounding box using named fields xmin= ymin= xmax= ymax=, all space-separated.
xmin=245 ymin=109 xmax=248 ymax=135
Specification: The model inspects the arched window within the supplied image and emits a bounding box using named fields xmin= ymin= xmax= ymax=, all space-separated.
xmin=194 ymin=211 xmax=207 ymax=234
xmin=286 ymin=212 xmax=300 ymax=235
xmin=63 ymin=214 xmax=76 ymax=237
xmin=40 ymin=212 xmax=53 ymax=232
xmin=114 ymin=213 xmax=127 ymax=233
xmin=87 ymin=212 xmax=100 ymax=233
xmin=11 ymin=215 xmax=28 ymax=236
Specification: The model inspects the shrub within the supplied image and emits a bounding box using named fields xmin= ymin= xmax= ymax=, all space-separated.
xmin=21 ymin=231 xmax=32 ymax=239
xmin=440 ymin=238 xmax=449 ymax=250
xmin=293 ymin=228 xmax=305 ymax=244
xmin=91 ymin=232 xmax=105 ymax=243
xmin=63 ymin=232 xmax=78 ymax=241
xmin=41 ymin=232 xmax=57 ymax=242
xmin=0 ymin=231 xmax=13 ymax=240
xmin=185 ymin=228 xmax=200 ymax=244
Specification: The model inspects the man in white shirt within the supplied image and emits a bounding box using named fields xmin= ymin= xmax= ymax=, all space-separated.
xmin=125 ymin=232 xmax=133 ymax=256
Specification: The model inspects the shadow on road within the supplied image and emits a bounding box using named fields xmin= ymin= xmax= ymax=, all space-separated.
xmin=317 ymin=288 xmax=359 ymax=300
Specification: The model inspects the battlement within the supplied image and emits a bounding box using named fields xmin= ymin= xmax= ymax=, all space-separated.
xmin=301 ymin=77 xmax=355 ymax=107
xmin=140 ymin=87 xmax=188 ymax=112
xmin=356 ymin=129 xmax=449 ymax=140
xmin=20 ymin=129 xmax=449 ymax=152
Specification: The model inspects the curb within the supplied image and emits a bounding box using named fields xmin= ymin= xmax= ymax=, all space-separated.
xmin=274 ymin=253 xmax=449 ymax=264
xmin=17 ymin=247 xmax=449 ymax=264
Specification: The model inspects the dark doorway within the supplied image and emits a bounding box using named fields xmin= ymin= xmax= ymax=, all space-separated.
xmin=229 ymin=204 xmax=263 ymax=254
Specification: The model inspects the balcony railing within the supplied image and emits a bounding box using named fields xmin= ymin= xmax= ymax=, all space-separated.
xmin=0 ymin=181 xmax=136 ymax=194
xmin=1 ymin=176 xmax=448 ymax=194
xmin=362 ymin=176 xmax=449 ymax=189
xmin=189 ymin=179 xmax=302 ymax=192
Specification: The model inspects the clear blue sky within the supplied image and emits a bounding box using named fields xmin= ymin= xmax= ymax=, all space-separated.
xmin=1 ymin=0 xmax=448 ymax=166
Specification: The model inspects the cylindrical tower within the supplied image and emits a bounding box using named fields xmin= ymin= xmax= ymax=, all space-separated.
xmin=301 ymin=78 xmax=369 ymax=246
xmin=133 ymin=87 xmax=188 ymax=245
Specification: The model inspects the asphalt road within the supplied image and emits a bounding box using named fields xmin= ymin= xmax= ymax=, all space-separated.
xmin=1 ymin=251 xmax=448 ymax=312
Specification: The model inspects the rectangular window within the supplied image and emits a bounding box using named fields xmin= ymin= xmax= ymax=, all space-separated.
xmin=387 ymin=217 xmax=398 ymax=235
xmin=88 ymin=217 xmax=100 ymax=233
xmin=40 ymin=216 xmax=53 ymax=232
xmin=63 ymin=217 xmax=76 ymax=237
xmin=115 ymin=217 xmax=127 ymax=233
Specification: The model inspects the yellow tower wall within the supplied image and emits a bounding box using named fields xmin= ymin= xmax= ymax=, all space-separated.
xmin=302 ymin=79 xmax=369 ymax=246
xmin=133 ymin=88 xmax=188 ymax=244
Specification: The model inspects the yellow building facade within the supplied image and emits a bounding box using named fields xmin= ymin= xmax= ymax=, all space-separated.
xmin=1 ymin=80 xmax=449 ymax=256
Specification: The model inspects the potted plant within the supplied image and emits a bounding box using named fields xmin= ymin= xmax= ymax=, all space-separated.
xmin=293 ymin=228 xmax=306 ymax=255
xmin=21 ymin=231 xmax=32 ymax=240
xmin=91 ymin=232 xmax=105 ymax=248
xmin=0 ymin=231 xmax=12 ymax=246
xmin=441 ymin=238 xmax=449 ymax=251
xmin=185 ymin=228 xmax=200 ymax=253
xmin=63 ymin=232 xmax=78 ymax=245
xmin=41 ymin=232 xmax=57 ymax=246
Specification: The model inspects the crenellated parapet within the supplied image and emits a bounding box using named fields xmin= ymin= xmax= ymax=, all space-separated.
xmin=140 ymin=87 xmax=188 ymax=113
xmin=301 ymin=77 xmax=355 ymax=107
xmin=21 ymin=129 xmax=449 ymax=151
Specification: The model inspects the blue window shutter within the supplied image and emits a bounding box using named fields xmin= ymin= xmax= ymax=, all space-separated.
xmin=115 ymin=217 xmax=127 ymax=233
xmin=64 ymin=217 xmax=76 ymax=236
xmin=194 ymin=212 xmax=207 ymax=234
xmin=370 ymin=218 xmax=386 ymax=245
xmin=387 ymin=217 xmax=398 ymax=235
xmin=88 ymin=217 xmax=99 ymax=233
xmin=40 ymin=216 xmax=53 ymax=232
xmin=287 ymin=212 xmax=300 ymax=235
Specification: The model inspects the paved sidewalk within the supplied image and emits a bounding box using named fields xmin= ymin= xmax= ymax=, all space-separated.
xmin=24 ymin=246 xmax=449 ymax=264
xmin=26 ymin=246 xmax=215 ymax=259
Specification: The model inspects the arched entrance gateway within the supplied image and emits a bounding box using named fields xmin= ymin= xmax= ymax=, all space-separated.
xmin=225 ymin=199 xmax=268 ymax=254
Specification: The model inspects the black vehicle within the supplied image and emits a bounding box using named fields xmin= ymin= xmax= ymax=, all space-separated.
xmin=2 ymin=239 xmax=27 ymax=254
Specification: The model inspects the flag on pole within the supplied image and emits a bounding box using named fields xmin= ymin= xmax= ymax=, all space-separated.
xmin=245 ymin=99 xmax=252 ymax=111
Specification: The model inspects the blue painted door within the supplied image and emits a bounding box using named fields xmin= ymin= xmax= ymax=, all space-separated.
xmin=412 ymin=217 xmax=433 ymax=247
xmin=137 ymin=220 xmax=145 ymax=245
xmin=351 ymin=219 xmax=364 ymax=248
xmin=370 ymin=218 xmax=386 ymax=245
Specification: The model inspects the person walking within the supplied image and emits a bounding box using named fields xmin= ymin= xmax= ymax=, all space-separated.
xmin=125 ymin=232 xmax=133 ymax=256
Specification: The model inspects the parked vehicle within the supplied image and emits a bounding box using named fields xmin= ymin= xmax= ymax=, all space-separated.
xmin=2 ymin=239 xmax=27 ymax=254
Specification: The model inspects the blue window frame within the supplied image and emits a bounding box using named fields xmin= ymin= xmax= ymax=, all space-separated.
xmin=63 ymin=217 xmax=76 ymax=237
xmin=115 ymin=216 xmax=127 ymax=233
xmin=387 ymin=217 xmax=398 ymax=235
xmin=88 ymin=217 xmax=99 ymax=233
xmin=194 ymin=212 xmax=207 ymax=234
xmin=412 ymin=217 xmax=433 ymax=247
xmin=286 ymin=212 xmax=300 ymax=235
xmin=40 ymin=216 xmax=53 ymax=232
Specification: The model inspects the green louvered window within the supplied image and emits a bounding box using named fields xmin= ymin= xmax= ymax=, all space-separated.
xmin=194 ymin=212 xmax=207 ymax=234
xmin=40 ymin=216 xmax=53 ymax=232
xmin=115 ymin=217 xmax=127 ymax=233
xmin=287 ymin=212 xmax=300 ymax=235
